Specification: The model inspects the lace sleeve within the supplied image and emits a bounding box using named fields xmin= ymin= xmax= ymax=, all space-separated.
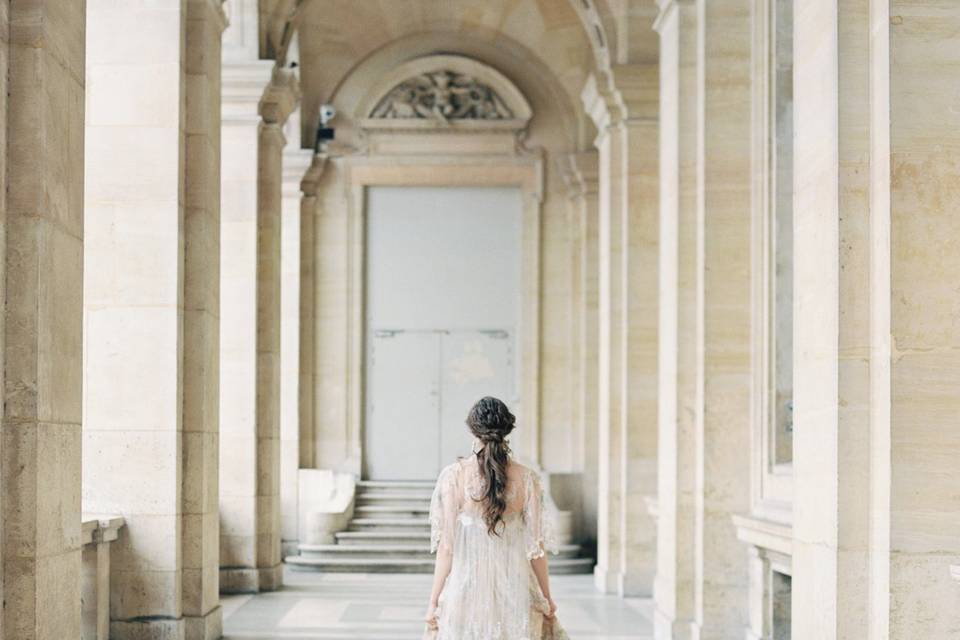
xmin=429 ymin=463 xmax=458 ymax=555
xmin=522 ymin=469 xmax=559 ymax=559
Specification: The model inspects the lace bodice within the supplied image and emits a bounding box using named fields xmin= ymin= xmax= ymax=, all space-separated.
xmin=429 ymin=457 xmax=558 ymax=559
xmin=427 ymin=457 xmax=568 ymax=639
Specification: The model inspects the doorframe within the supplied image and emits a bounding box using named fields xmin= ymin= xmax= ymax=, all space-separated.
xmin=345 ymin=157 xmax=544 ymax=478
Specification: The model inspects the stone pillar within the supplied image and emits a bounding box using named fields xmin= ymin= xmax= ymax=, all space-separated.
xmin=3 ymin=1 xmax=86 ymax=638
xmin=560 ymin=152 xmax=600 ymax=544
xmin=653 ymin=0 xmax=700 ymax=637
xmin=279 ymin=129 xmax=314 ymax=557
xmin=696 ymin=0 xmax=752 ymax=637
xmin=181 ymin=4 xmax=227 ymax=636
xmin=220 ymin=58 xmax=273 ymax=592
xmin=618 ymin=66 xmax=660 ymax=599
xmin=255 ymin=71 xmax=298 ymax=584
xmin=584 ymin=74 xmax=626 ymax=596
xmin=298 ymin=156 xmax=325 ymax=473
xmin=793 ymin=1 xmax=960 ymax=638
xmin=219 ymin=60 xmax=298 ymax=592
xmin=582 ymin=63 xmax=659 ymax=597
xmin=83 ymin=1 xmax=227 ymax=637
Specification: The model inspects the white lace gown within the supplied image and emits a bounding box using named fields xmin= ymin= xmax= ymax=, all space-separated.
xmin=428 ymin=458 xmax=570 ymax=640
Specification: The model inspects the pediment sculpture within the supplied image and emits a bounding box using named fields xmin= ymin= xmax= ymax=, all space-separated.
xmin=370 ymin=70 xmax=514 ymax=123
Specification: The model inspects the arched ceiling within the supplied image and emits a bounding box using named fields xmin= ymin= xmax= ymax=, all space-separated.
xmin=295 ymin=1 xmax=595 ymax=147
xmin=256 ymin=0 xmax=660 ymax=149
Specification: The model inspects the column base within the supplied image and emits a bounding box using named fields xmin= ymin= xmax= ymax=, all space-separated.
xmin=111 ymin=618 xmax=184 ymax=640
xmin=220 ymin=564 xmax=284 ymax=594
xmin=185 ymin=606 xmax=223 ymax=640
xmin=281 ymin=540 xmax=299 ymax=557
xmin=653 ymin=608 xmax=698 ymax=640
xmin=617 ymin=568 xmax=655 ymax=598
xmin=594 ymin=564 xmax=618 ymax=593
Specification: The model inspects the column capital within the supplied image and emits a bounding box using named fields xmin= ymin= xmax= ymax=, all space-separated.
xmin=199 ymin=0 xmax=229 ymax=33
xmin=259 ymin=66 xmax=300 ymax=125
xmin=223 ymin=60 xmax=275 ymax=124
xmin=610 ymin=64 xmax=658 ymax=123
xmin=557 ymin=151 xmax=599 ymax=200
xmin=300 ymin=154 xmax=328 ymax=197
xmin=581 ymin=64 xmax=658 ymax=144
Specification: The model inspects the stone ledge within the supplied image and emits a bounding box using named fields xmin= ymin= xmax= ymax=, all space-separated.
xmin=81 ymin=515 xmax=126 ymax=546
xmin=732 ymin=513 xmax=792 ymax=558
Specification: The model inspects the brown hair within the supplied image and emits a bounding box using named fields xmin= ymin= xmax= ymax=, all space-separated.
xmin=465 ymin=396 xmax=516 ymax=536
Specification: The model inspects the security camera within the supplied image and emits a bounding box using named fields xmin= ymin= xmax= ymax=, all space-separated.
xmin=315 ymin=104 xmax=337 ymax=152
xmin=320 ymin=104 xmax=336 ymax=126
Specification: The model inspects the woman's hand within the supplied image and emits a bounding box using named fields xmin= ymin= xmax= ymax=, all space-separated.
xmin=544 ymin=597 xmax=558 ymax=619
xmin=424 ymin=602 xmax=439 ymax=630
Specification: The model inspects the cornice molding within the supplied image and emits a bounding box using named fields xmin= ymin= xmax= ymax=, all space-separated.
xmin=259 ymin=66 xmax=300 ymax=124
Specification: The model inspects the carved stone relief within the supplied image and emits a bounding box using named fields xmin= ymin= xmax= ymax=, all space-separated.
xmin=370 ymin=70 xmax=514 ymax=122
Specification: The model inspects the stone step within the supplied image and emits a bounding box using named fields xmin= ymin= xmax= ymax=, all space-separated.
xmin=299 ymin=543 xmax=584 ymax=560
xmin=357 ymin=480 xmax=436 ymax=490
xmin=300 ymin=543 xmax=435 ymax=558
xmin=335 ymin=531 xmax=431 ymax=546
xmin=348 ymin=517 xmax=432 ymax=531
xmin=286 ymin=555 xmax=595 ymax=575
xmin=356 ymin=490 xmax=434 ymax=503
xmin=286 ymin=555 xmax=435 ymax=573
xmin=354 ymin=504 xmax=431 ymax=518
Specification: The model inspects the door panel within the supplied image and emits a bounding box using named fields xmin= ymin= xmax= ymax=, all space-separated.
xmin=365 ymin=331 xmax=440 ymax=480
xmin=439 ymin=330 xmax=514 ymax=465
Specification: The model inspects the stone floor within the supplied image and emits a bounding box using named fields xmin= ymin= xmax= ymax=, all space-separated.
xmin=222 ymin=568 xmax=654 ymax=639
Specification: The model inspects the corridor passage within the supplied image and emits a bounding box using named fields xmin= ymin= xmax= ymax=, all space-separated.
xmin=222 ymin=569 xmax=653 ymax=639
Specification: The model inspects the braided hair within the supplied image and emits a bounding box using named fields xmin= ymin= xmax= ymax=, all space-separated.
xmin=465 ymin=396 xmax=516 ymax=536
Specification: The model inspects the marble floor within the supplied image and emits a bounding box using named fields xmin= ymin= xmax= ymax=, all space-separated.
xmin=222 ymin=567 xmax=654 ymax=639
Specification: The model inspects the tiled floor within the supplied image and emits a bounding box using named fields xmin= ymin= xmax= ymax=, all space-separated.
xmin=222 ymin=567 xmax=653 ymax=639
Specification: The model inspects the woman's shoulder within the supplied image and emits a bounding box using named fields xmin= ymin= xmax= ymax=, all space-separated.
xmin=506 ymin=460 xmax=539 ymax=483
xmin=437 ymin=459 xmax=467 ymax=484
xmin=507 ymin=460 xmax=531 ymax=474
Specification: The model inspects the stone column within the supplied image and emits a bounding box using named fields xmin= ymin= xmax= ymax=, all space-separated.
xmin=298 ymin=158 xmax=324 ymax=473
xmin=618 ymin=66 xmax=660 ymax=599
xmin=792 ymin=1 xmax=960 ymax=638
xmin=696 ymin=0 xmax=752 ymax=637
xmin=653 ymin=0 xmax=700 ymax=637
xmin=83 ymin=1 xmax=227 ymax=638
xmin=255 ymin=71 xmax=298 ymax=584
xmin=560 ymin=152 xmax=600 ymax=544
xmin=181 ymin=3 xmax=227 ymax=637
xmin=220 ymin=58 xmax=273 ymax=592
xmin=582 ymin=63 xmax=659 ymax=598
xmin=3 ymin=1 xmax=85 ymax=638
xmin=279 ymin=127 xmax=314 ymax=557
xmin=583 ymin=73 xmax=626 ymax=596
xmin=219 ymin=62 xmax=298 ymax=593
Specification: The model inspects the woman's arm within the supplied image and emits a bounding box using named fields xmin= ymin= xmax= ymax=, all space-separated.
xmin=525 ymin=470 xmax=558 ymax=618
xmin=427 ymin=544 xmax=454 ymax=611
xmin=530 ymin=550 xmax=557 ymax=618
xmin=425 ymin=465 xmax=458 ymax=629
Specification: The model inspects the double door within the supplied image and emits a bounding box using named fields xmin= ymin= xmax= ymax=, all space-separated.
xmin=364 ymin=329 xmax=513 ymax=480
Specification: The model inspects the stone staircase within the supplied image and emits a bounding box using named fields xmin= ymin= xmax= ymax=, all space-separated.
xmin=286 ymin=479 xmax=594 ymax=574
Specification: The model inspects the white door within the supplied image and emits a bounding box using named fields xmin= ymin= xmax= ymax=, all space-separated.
xmin=439 ymin=330 xmax=514 ymax=465
xmin=364 ymin=186 xmax=521 ymax=480
xmin=365 ymin=329 xmax=513 ymax=480
xmin=365 ymin=330 xmax=441 ymax=480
